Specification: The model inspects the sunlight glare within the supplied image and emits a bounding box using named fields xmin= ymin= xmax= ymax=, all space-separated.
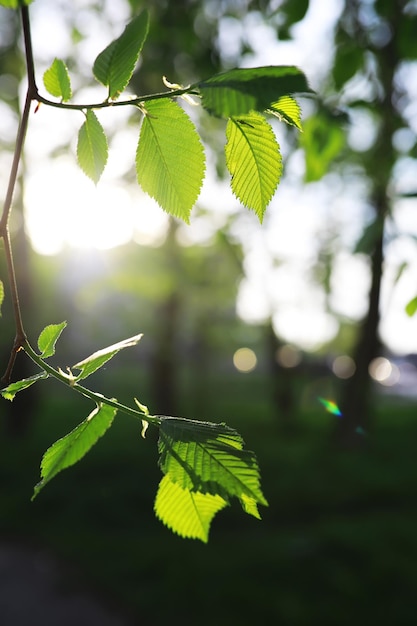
xmin=25 ymin=160 xmax=165 ymax=255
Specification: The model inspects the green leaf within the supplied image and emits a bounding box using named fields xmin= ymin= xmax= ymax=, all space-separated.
xmin=158 ymin=417 xmax=268 ymax=508
xmin=398 ymin=15 xmax=417 ymax=60
xmin=0 ymin=279 xmax=4 ymax=316
xmin=300 ymin=111 xmax=346 ymax=182
xmin=225 ymin=113 xmax=282 ymax=221
xmin=406 ymin=296 xmax=417 ymax=317
xmin=154 ymin=474 xmax=228 ymax=543
xmin=93 ymin=10 xmax=149 ymax=99
xmin=136 ymin=99 xmax=205 ymax=222
xmin=32 ymin=403 xmax=116 ymax=499
xmin=77 ymin=110 xmax=108 ymax=184
xmin=279 ymin=0 xmax=309 ymax=39
xmin=197 ymin=66 xmax=311 ymax=118
xmin=73 ymin=333 xmax=143 ymax=380
xmin=354 ymin=218 xmax=384 ymax=255
xmin=332 ymin=35 xmax=365 ymax=91
xmin=393 ymin=261 xmax=408 ymax=287
xmin=239 ymin=493 xmax=262 ymax=520
xmin=37 ymin=322 xmax=67 ymax=358
xmin=1 ymin=373 xmax=48 ymax=401
xmin=43 ymin=59 xmax=72 ymax=102
xmin=267 ymin=95 xmax=302 ymax=130
xmin=0 ymin=0 xmax=33 ymax=7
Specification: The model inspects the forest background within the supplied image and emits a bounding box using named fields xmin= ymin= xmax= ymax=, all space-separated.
xmin=1 ymin=0 xmax=417 ymax=624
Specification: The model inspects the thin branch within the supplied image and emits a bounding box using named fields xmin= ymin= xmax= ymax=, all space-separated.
xmin=21 ymin=340 xmax=161 ymax=426
xmin=35 ymin=88 xmax=200 ymax=111
xmin=21 ymin=5 xmax=37 ymax=96
xmin=0 ymin=91 xmax=32 ymax=233
xmin=0 ymin=4 xmax=38 ymax=382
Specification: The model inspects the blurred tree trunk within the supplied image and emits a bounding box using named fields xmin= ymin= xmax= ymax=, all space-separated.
xmin=265 ymin=323 xmax=297 ymax=433
xmin=336 ymin=1 xmax=400 ymax=446
xmin=149 ymin=221 xmax=180 ymax=416
xmin=150 ymin=291 xmax=180 ymax=416
xmin=337 ymin=205 xmax=385 ymax=446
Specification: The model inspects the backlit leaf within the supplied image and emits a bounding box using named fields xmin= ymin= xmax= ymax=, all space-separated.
xmin=0 ymin=280 xmax=3 ymax=316
xmin=225 ymin=113 xmax=282 ymax=221
xmin=267 ymin=95 xmax=302 ymax=130
xmin=154 ymin=474 xmax=227 ymax=542
xmin=43 ymin=59 xmax=72 ymax=102
xmin=77 ymin=110 xmax=108 ymax=184
xmin=136 ymin=99 xmax=205 ymax=222
xmin=93 ymin=11 xmax=149 ymax=99
xmin=37 ymin=321 xmax=67 ymax=358
xmin=32 ymin=403 xmax=116 ymax=499
xmin=158 ymin=417 xmax=268 ymax=508
xmin=198 ymin=65 xmax=311 ymax=118
xmin=73 ymin=333 xmax=143 ymax=380
xmin=239 ymin=493 xmax=262 ymax=520
xmin=1 ymin=373 xmax=48 ymax=401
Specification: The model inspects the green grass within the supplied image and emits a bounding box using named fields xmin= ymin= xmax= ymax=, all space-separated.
xmin=1 ymin=380 xmax=417 ymax=625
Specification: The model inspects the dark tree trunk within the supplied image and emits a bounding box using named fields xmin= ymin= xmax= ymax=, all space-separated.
xmin=149 ymin=221 xmax=181 ymax=417
xmin=336 ymin=0 xmax=401 ymax=446
xmin=265 ymin=322 xmax=297 ymax=433
xmin=337 ymin=211 xmax=384 ymax=447
xmin=150 ymin=291 xmax=180 ymax=416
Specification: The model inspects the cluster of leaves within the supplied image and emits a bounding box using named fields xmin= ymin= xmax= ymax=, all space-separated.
xmin=40 ymin=9 xmax=309 ymax=223
xmin=0 ymin=1 xmax=310 ymax=540
xmin=1 ymin=323 xmax=267 ymax=542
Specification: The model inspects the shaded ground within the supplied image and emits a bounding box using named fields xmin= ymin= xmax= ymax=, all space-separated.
xmin=0 ymin=540 xmax=140 ymax=626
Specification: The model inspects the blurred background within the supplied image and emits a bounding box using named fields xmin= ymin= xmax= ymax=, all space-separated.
xmin=1 ymin=0 xmax=417 ymax=624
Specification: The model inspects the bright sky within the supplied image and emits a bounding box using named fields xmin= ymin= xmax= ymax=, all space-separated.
xmin=10 ymin=0 xmax=417 ymax=356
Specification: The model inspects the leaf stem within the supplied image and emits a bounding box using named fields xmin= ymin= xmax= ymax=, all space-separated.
xmin=21 ymin=340 xmax=161 ymax=426
xmin=35 ymin=88 xmax=200 ymax=112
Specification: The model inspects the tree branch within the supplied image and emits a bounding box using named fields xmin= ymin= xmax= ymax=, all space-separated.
xmin=0 ymin=4 xmax=38 ymax=381
xmin=35 ymin=88 xmax=200 ymax=112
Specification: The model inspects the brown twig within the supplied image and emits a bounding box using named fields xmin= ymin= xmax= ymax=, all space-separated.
xmin=0 ymin=5 xmax=37 ymax=382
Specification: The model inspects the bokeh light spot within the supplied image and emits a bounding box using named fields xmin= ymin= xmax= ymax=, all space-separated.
xmin=276 ymin=344 xmax=302 ymax=368
xmin=368 ymin=357 xmax=400 ymax=386
xmin=233 ymin=347 xmax=257 ymax=373
xmin=332 ymin=355 xmax=356 ymax=379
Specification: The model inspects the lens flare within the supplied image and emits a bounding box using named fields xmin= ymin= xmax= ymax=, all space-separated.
xmin=318 ymin=398 xmax=367 ymax=436
xmin=355 ymin=426 xmax=367 ymax=436
xmin=318 ymin=397 xmax=342 ymax=417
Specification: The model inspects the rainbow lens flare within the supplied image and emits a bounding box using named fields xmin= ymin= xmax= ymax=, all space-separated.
xmin=318 ymin=397 xmax=342 ymax=417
